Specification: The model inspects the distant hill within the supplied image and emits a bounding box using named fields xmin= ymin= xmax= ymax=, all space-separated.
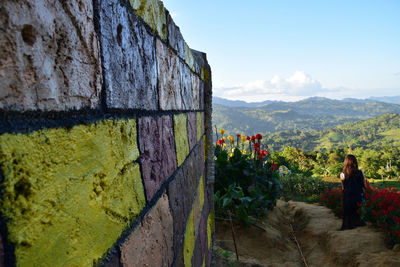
xmin=212 ymin=97 xmax=400 ymax=136
xmin=213 ymin=95 xmax=400 ymax=107
xmin=263 ymin=113 xmax=400 ymax=152
xmin=369 ymin=96 xmax=400 ymax=105
xmin=213 ymin=96 xmax=276 ymax=108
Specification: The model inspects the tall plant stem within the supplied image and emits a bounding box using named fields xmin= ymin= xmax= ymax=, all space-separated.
xmin=228 ymin=211 xmax=239 ymax=261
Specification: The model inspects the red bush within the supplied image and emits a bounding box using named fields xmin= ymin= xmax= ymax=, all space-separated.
xmin=320 ymin=180 xmax=400 ymax=245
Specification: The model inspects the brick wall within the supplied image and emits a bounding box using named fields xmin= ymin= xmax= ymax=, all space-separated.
xmin=0 ymin=0 xmax=214 ymax=266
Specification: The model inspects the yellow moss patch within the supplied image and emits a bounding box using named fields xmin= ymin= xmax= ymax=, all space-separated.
xmin=207 ymin=211 xmax=214 ymax=250
xmin=183 ymin=209 xmax=195 ymax=267
xmin=174 ymin=114 xmax=189 ymax=167
xmin=0 ymin=119 xmax=146 ymax=267
xmin=184 ymin=42 xmax=196 ymax=72
xmin=196 ymin=112 xmax=204 ymax=142
xmin=201 ymin=67 xmax=210 ymax=83
xmin=128 ymin=0 xmax=167 ymax=40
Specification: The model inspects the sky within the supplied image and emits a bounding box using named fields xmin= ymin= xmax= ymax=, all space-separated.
xmin=162 ymin=0 xmax=400 ymax=102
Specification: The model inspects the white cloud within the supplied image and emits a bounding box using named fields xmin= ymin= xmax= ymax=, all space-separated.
xmin=214 ymin=71 xmax=329 ymax=102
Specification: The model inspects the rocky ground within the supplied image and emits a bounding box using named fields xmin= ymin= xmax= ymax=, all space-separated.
xmin=213 ymin=200 xmax=400 ymax=267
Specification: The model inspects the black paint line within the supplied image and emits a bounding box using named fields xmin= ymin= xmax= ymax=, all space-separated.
xmin=0 ymin=109 xmax=205 ymax=135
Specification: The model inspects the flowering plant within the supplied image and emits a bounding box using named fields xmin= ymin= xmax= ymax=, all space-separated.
xmin=214 ymin=130 xmax=282 ymax=224
xmin=320 ymin=180 xmax=400 ymax=245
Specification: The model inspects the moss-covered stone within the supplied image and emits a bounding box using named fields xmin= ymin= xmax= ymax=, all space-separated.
xmin=0 ymin=119 xmax=145 ymax=266
xmin=128 ymin=0 xmax=167 ymax=40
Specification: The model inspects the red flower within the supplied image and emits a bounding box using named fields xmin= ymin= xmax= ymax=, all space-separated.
xmin=254 ymin=143 xmax=260 ymax=149
xmin=251 ymin=136 xmax=256 ymax=143
xmin=396 ymin=230 xmax=400 ymax=238
xmin=256 ymin=133 xmax=262 ymax=140
xmin=236 ymin=134 xmax=241 ymax=137
xmin=246 ymin=136 xmax=250 ymax=141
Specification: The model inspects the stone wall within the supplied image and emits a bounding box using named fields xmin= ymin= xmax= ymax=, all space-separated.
xmin=0 ymin=0 xmax=214 ymax=266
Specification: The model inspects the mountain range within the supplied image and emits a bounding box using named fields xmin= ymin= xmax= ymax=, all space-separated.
xmin=213 ymin=95 xmax=400 ymax=107
xmin=263 ymin=113 xmax=400 ymax=152
xmin=212 ymin=96 xmax=400 ymax=138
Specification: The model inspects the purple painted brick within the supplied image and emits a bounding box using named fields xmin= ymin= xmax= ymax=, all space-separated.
xmin=199 ymin=214 xmax=208 ymax=256
xmin=187 ymin=112 xmax=197 ymax=151
xmin=168 ymin=146 xmax=201 ymax=251
xmin=198 ymin=137 xmax=205 ymax=175
xmin=191 ymin=231 xmax=203 ymax=267
xmin=139 ymin=116 xmax=177 ymax=201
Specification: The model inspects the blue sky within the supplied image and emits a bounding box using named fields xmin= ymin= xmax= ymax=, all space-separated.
xmin=162 ymin=0 xmax=400 ymax=102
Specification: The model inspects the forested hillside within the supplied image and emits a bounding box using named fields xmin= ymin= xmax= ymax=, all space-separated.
xmin=213 ymin=97 xmax=400 ymax=136
xmin=264 ymin=113 xmax=400 ymax=152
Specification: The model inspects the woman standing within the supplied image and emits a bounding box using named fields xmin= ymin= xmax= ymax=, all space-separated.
xmin=340 ymin=154 xmax=367 ymax=230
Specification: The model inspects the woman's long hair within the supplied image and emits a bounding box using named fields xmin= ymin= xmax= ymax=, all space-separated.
xmin=343 ymin=154 xmax=358 ymax=178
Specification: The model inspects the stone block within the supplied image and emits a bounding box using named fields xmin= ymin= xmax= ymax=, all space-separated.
xmin=0 ymin=0 xmax=102 ymax=111
xmin=193 ymin=177 xmax=205 ymax=238
xmin=128 ymin=0 xmax=167 ymax=40
xmin=207 ymin=211 xmax=214 ymax=250
xmin=174 ymin=114 xmax=189 ymax=166
xmin=191 ymin=73 xmax=201 ymax=110
xmin=199 ymin=79 xmax=205 ymax=110
xmin=98 ymin=0 xmax=158 ymax=110
xmin=187 ymin=112 xmax=197 ymax=151
xmin=184 ymin=42 xmax=195 ymax=72
xmin=138 ymin=115 xmax=177 ymax=201
xmin=120 ymin=193 xmax=174 ymax=267
xmin=180 ymin=61 xmax=193 ymax=110
xmin=191 ymin=50 xmax=207 ymax=77
xmin=191 ymin=233 xmax=203 ymax=267
xmin=166 ymin=13 xmax=185 ymax=59
xmin=0 ymin=119 xmax=145 ymax=266
xmin=168 ymin=151 xmax=199 ymax=252
xmin=157 ymin=39 xmax=192 ymax=111
xmin=0 ymin=234 xmax=4 ymax=267
xmin=157 ymin=39 xmax=182 ymax=110
xmin=197 ymin=112 xmax=204 ymax=141
xmin=183 ymin=209 xmax=195 ymax=267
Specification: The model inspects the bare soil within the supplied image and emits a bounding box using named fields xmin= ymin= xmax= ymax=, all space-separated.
xmin=213 ymin=200 xmax=400 ymax=266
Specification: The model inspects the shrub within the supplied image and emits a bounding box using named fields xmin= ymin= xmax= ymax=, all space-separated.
xmin=320 ymin=181 xmax=400 ymax=245
xmin=279 ymin=173 xmax=332 ymax=202
xmin=214 ymin=133 xmax=282 ymax=224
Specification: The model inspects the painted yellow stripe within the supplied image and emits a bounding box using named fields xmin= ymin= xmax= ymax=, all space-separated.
xmin=183 ymin=208 xmax=195 ymax=267
xmin=174 ymin=114 xmax=189 ymax=167
xmin=0 ymin=119 xmax=146 ymax=266
xmin=197 ymin=112 xmax=204 ymax=142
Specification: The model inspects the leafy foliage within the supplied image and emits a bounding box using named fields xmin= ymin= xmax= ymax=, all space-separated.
xmin=264 ymin=113 xmax=400 ymax=151
xmin=214 ymin=144 xmax=282 ymax=224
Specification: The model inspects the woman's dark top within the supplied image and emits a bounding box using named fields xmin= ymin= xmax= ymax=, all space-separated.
xmin=342 ymin=169 xmax=365 ymax=202
xmin=341 ymin=169 xmax=366 ymax=230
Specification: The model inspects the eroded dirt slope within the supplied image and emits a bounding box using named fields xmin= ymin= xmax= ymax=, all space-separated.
xmin=214 ymin=200 xmax=400 ymax=266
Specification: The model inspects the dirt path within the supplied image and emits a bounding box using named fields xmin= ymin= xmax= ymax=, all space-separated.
xmin=213 ymin=200 xmax=400 ymax=266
